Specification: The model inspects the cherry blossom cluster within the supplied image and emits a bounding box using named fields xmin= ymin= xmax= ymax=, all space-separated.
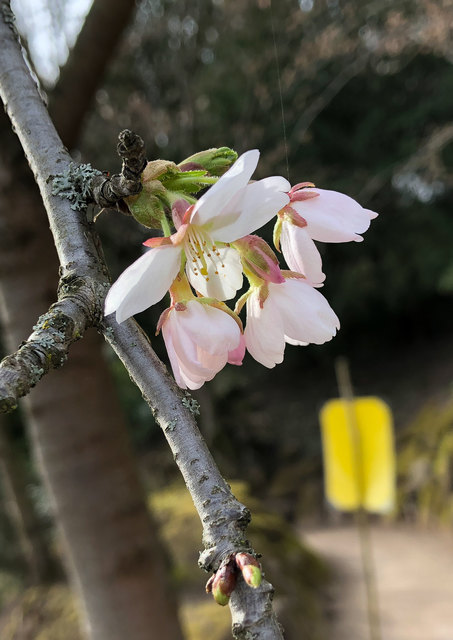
xmin=105 ymin=149 xmax=377 ymax=389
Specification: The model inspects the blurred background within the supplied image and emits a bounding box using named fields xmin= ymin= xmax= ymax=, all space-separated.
xmin=1 ymin=0 xmax=453 ymax=638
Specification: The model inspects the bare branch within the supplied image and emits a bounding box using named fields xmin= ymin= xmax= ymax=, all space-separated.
xmin=0 ymin=277 xmax=106 ymax=412
xmin=91 ymin=129 xmax=147 ymax=207
xmin=103 ymin=316 xmax=284 ymax=638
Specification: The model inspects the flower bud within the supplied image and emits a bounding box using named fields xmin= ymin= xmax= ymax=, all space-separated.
xmin=233 ymin=235 xmax=284 ymax=285
xmin=178 ymin=147 xmax=238 ymax=176
xmin=241 ymin=564 xmax=262 ymax=588
xmin=235 ymin=552 xmax=262 ymax=589
xmin=126 ymin=179 xmax=168 ymax=228
xmin=211 ymin=561 xmax=237 ymax=606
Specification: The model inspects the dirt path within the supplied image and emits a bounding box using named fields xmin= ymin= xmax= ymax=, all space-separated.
xmin=303 ymin=524 xmax=453 ymax=640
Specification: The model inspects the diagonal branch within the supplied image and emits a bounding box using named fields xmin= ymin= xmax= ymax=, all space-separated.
xmin=0 ymin=4 xmax=284 ymax=637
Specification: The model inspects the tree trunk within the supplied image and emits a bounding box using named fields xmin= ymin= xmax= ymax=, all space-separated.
xmin=0 ymin=130 xmax=184 ymax=639
xmin=0 ymin=413 xmax=56 ymax=583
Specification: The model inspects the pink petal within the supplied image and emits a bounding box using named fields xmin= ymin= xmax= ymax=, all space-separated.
xmin=228 ymin=334 xmax=245 ymax=366
xmin=292 ymin=188 xmax=377 ymax=243
xmin=179 ymin=303 xmax=241 ymax=355
xmin=280 ymin=222 xmax=325 ymax=285
xmin=161 ymin=325 xmax=188 ymax=389
xmin=161 ymin=301 xmax=241 ymax=389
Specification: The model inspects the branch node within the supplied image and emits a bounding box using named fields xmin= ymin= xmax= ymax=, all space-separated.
xmin=90 ymin=129 xmax=147 ymax=208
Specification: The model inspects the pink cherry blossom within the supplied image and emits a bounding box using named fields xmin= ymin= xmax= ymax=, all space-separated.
xmin=243 ymin=276 xmax=340 ymax=368
xmin=160 ymin=299 xmax=244 ymax=390
xmin=277 ymin=185 xmax=377 ymax=285
xmin=105 ymin=150 xmax=290 ymax=323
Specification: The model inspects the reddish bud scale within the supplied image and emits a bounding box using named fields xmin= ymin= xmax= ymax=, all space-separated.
xmin=235 ymin=552 xmax=260 ymax=570
xmin=205 ymin=575 xmax=215 ymax=594
xmin=235 ymin=552 xmax=262 ymax=589
xmin=290 ymin=190 xmax=319 ymax=202
xmin=211 ymin=561 xmax=237 ymax=606
xmin=178 ymin=162 xmax=204 ymax=172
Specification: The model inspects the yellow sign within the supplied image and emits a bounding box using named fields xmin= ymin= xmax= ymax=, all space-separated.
xmin=320 ymin=397 xmax=395 ymax=513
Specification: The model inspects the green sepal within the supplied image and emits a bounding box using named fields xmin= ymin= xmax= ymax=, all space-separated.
xmin=273 ymin=217 xmax=282 ymax=252
xmin=234 ymin=290 xmax=251 ymax=315
xmin=125 ymin=181 xmax=169 ymax=229
xmin=178 ymin=147 xmax=238 ymax=176
xmin=160 ymin=168 xmax=217 ymax=195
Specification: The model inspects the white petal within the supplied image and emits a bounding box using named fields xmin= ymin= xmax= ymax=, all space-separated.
xmin=162 ymin=325 xmax=187 ymax=389
xmin=186 ymin=245 xmax=243 ymax=300
xmin=196 ymin=349 xmax=228 ymax=374
xmin=209 ymin=177 xmax=290 ymax=243
xmin=167 ymin=314 xmax=216 ymax=381
xmin=270 ymin=279 xmax=339 ymax=345
xmin=284 ymin=336 xmax=308 ymax=346
xmin=293 ymin=189 xmax=377 ymax=243
xmin=162 ymin=304 xmax=239 ymax=389
xmin=178 ymin=302 xmax=241 ymax=355
xmin=280 ymin=222 xmax=325 ymax=285
xmin=105 ymin=246 xmax=181 ymax=323
xmin=244 ymin=291 xmax=285 ymax=368
xmin=190 ymin=150 xmax=260 ymax=228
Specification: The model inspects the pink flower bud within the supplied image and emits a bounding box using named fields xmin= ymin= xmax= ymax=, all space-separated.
xmin=211 ymin=561 xmax=237 ymax=606
xmin=235 ymin=552 xmax=262 ymax=589
xmin=233 ymin=235 xmax=284 ymax=285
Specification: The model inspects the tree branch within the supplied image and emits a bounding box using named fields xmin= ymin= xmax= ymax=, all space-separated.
xmin=0 ymin=282 xmax=99 ymax=412
xmin=0 ymin=4 xmax=284 ymax=636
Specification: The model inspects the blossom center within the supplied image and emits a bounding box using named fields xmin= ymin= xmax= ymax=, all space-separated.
xmin=185 ymin=225 xmax=225 ymax=281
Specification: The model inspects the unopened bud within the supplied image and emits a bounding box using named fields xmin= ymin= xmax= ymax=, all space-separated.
xmin=125 ymin=174 xmax=168 ymax=228
xmin=235 ymin=552 xmax=262 ymax=589
xmin=211 ymin=561 xmax=237 ymax=606
xmin=142 ymin=160 xmax=179 ymax=182
xmin=234 ymin=235 xmax=284 ymax=285
xmin=241 ymin=564 xmax=262 ymax=588
xmin=178 ymin=147 xmax=238 ymax=176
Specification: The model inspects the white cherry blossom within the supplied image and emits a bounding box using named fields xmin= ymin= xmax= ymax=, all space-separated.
xmin=244 ymin=276 xmax=340 ymax=368
xmin=105 ymin=150 xmax=290 ymax=323
xmin=161 ymin=300 xmax=244 ymax=390
xmin=277 ymin=185 xmax=377 ymax=285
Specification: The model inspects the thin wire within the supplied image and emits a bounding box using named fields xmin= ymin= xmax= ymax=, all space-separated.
xmin=269 ymin=0 xmax=290 ymax=182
